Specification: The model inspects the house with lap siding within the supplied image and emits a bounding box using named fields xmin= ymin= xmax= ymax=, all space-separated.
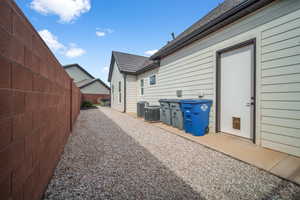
xmin=108 ymin=51 xmax=159 ymax=113
xmin=108 ymin=0 xmax=300 ymax=157
xmin=64 ymin=64 xmax=110 ymax=104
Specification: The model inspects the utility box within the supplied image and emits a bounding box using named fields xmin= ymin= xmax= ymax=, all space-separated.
xmin=144 ymin=106 xmax=160 ymax=122
xmin=137 ymin=101 xmax=149 ymax=118
xmin=158 ymin=99 xmax=172 ymax=125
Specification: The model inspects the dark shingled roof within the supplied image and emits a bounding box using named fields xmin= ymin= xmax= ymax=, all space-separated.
xmin=108 ymin=51 xmax=159 ymax=82
xmin=151 ymin=0 xmax=274 ymax=59
xmin=113 ymin=51 xmax=151 ymax=73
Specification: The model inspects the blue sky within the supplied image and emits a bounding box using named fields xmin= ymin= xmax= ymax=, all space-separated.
xmin=15 ymin=0 xmax=224 ymax=83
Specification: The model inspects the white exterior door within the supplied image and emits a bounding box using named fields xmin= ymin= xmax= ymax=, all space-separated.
xmin=220 ymin=45 xmax=254 ymax=139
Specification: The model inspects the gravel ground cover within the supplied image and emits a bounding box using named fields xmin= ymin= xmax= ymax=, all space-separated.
xmin=44 ymin=108 xmax=300 ymax=200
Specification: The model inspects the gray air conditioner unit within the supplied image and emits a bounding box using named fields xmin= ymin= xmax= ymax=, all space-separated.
xmin=144 ymin=106 xmax=160 ymax=122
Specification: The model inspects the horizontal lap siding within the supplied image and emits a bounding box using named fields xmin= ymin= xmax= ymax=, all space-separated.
xmin=136 ymin=0 xmax=300 ymax=156
xmin=260 ymin=8 xmax=300 ymax=156
xmin=137 ymin=49 xmax=215 ymax=128
xmin=80 ymin=81 xmax=110 ymax=95
xmin=111 ymin=62 xmax=124 ymax=112
xmin=65 ymin=67 xmax=92 ymax=82
xmin=126 ymin=75 xmax=137 ymax=113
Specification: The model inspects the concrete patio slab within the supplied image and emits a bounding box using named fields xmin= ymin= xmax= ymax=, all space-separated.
xmin=130 ymin=115 xmax=300 ymax=185
xmin=270 ymin=156 xmax=300 ymax=184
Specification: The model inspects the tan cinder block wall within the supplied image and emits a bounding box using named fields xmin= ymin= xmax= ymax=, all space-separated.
xmin=0 ymin=1 xmax=81 ymax=199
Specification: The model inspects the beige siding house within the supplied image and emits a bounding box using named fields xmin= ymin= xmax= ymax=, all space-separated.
xmin=110 ymin=61 xmax=125 ymax=112
xmin=108 ymin=51 xmax=158 ymax=113
xmin=64 ymin=64 xmax=110 ymax=104
xmin=108 ymin=0 xmax=300 ymax=157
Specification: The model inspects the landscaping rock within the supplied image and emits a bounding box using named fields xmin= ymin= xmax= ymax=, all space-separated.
xmin=43 ymin=108 xmax=300 ymax=200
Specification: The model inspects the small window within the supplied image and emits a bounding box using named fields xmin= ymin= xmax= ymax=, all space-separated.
xmin=149 ymin=75 xmax=156 ymax=85
xmin=118 ymin=81 xmax=121 ymax=103
xmin=140 ymin=79 xmax=144 ymax=95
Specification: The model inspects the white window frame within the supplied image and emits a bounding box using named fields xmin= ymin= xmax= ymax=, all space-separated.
xmin=149 ymin=74 xmax=156 ymax=86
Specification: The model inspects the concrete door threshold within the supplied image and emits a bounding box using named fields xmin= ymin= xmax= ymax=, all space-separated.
xmin=152 ymin=122 xmax=300 ymax=185
xmin=127 ymin=112 xmax=300 ymax=185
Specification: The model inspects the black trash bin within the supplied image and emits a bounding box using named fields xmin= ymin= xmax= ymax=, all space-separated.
xmin=169 ymin=99 xmax=184 ymax=130
xmin=137 ymin=101 xmax=149 ymax=118
xmin=159 ymin=99 xmax=171 ymax=125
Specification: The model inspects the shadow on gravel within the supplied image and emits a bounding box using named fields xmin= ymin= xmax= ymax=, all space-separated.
xmin=43 ymin=110 xmax=205 ymax=200
xmin=261 ymin=180 xmax=300 ymax=200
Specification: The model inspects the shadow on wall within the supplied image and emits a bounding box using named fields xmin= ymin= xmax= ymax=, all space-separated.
xmin=43 ymin=109 xmax=205 ymax=200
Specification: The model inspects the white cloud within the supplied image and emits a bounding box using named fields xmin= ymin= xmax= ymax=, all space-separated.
xmin=104 ymin=28 xmax=114 ymax=34
xmin=38 ymin=29 xmax=65 ymax=51
xmin=96 ymin=31 xmax=106 ymax=37
xmin=144 ymin=49 xmax=158 ymax=56
xmin=102 ymin=66 xmax=109 ymax=72
xmin=38 ymin=29 xmax=85 ymax=58
xmin=30 ymin=0 xmax=91 ymax=23
xmin=65 ymin=47 xmax=86 ymax=58
xmin=95 ymin=28 xmax=114 ymax=37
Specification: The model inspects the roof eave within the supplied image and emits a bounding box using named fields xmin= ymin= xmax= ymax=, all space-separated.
xmin=80 ymin=78 xmax=110 ymax=90
xmin=108 ymin=53 xmax=116 ymax=82
xmin=150 ymin=0 xmax=275 ymax=60
xmin=136 ymin=61 xmax=160 ymax=75
xmin=63 ymin=63 xmax=95 ymax=79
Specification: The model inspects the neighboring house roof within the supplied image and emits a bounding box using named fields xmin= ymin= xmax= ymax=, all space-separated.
xmin=63 ymin=63 xmax=110 ymax=90
xmin=108 ymin=51 xmax=159 ymax=82
xmin=151 ymin=0 xmax=274 ymax=59
xmin=77 ymin=78 xmax=110 ymax=90
xmin=64 ymin=64 xmax=95 ymax=80
xmin=76 ymin=79 xmax=96 ymax=88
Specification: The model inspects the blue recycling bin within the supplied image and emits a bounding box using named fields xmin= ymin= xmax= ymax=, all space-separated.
xmin=180 ymin=99 xmax=212 ymax=136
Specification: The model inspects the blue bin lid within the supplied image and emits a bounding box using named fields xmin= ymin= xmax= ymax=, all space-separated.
xmin=180 ymin=99 xmax=212 ymax=104
xmin=167 ymin=99 xmax=181 ymax=103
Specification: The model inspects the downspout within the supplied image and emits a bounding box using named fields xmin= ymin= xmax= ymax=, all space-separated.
xmin=110 ymin=82 xmax=112 ymax=107
xmin=123 ymin=74 xmax=127 ymax=113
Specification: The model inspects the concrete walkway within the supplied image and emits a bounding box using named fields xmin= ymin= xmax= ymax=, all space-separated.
xmin=44 ymin=108 xmax=300 ymax=200
xmin=153 ymin=122 xmax=300 ymax=185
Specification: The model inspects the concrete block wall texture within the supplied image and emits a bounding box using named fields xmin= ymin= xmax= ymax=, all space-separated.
xmin=82 ymin=94 xmax=110 ymax=104
xmin=71 ymin=82 xmax=81 ymax=129
xmin=0 ymin=1 xmax=81 ymax=200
